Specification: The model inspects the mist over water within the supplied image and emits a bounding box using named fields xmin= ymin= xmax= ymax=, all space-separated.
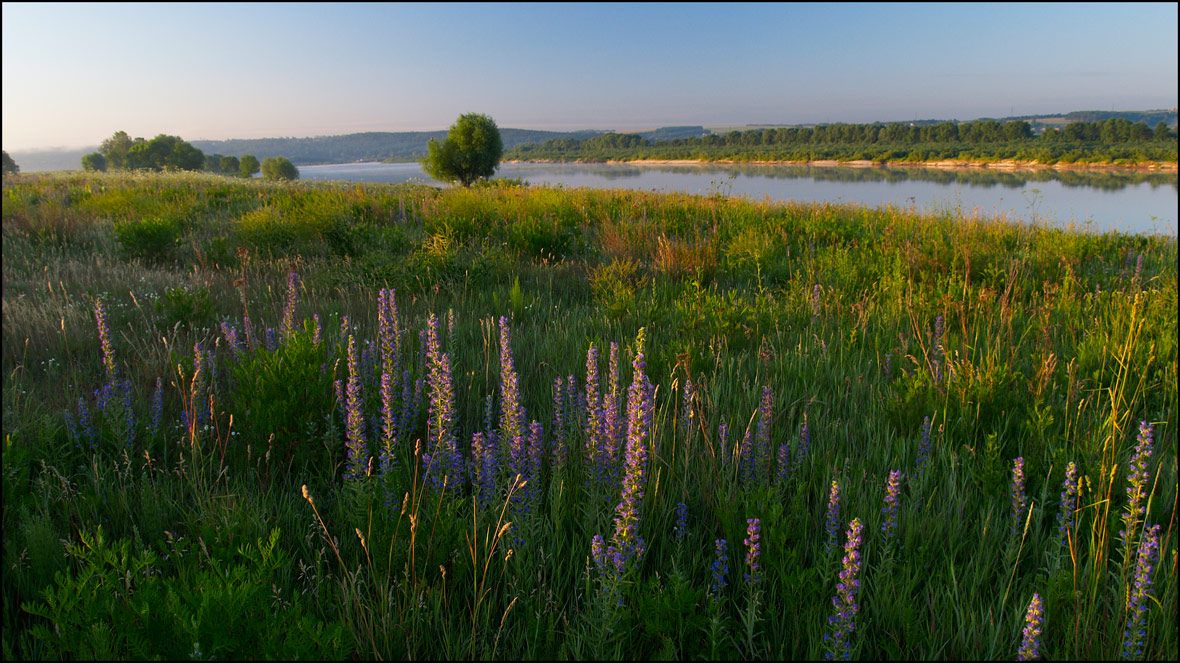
xmin=298 ymin=161 xmax=1178 ymax=236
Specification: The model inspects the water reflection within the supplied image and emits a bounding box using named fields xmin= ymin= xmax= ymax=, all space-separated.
xmin=509 ymin=162 xmax=1178 ymax=192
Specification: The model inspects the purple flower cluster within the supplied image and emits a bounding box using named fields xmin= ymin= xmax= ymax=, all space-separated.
xmin=500 ymin=317 xmax=527 ymax=489
xmin=1122 ymin=524 xmax=1161 ymax=659
xmin=221 ymin=321 xmax=243 ymax=360
xmin=915 ymin=416 xmax=933 ymax=475
xmin=710 ymin=538 xmax=729 ymax=601
xmin=424 ymin=314 xmax=460 ymax=485
xmin=744 ymin=517 xmax=762 ymax=585
xmin=1011 ymin=457 xmax=1027 ymax=538
xmin=470 ymin=431 xmax=498 ymax=505
xmin=794 ymin=419 xmax=811 ymax=474
xmin=1056 ymin=461 xmax=1080 ymax=547
xmin=811 ymin=284 xmax=822 ymax=321
xmin=1017 ymin=593 xmax=1043 ymax=661
xmin=1120 ymin=421 xmax=1154 ymax=551
xmin=280 ymin=271 xmax=298 ymax=344
xmin=378 ymin=289 xmax=404 ymax=459
xmin=880 ymin=470 xmax=902 ymax=539
xmin=594 ymin=329 xmax=653 ymax=578
xmin=673 ymin=501 xmax=688 ymax=542
xmin=95 ymin=299 xmax=118 ymax=381
xmin=825 ymin=517 xmax=864 ymax=661
xmin=824 ymin=480 xmax=842 ymax=554
xmin=343 ymin=335 xmax=369 ymax=480
xmin=583 ymin=343 xmax=601 ymax=480
xmin=602 ymin=341 xmax=623 ymax=480
xmin=754 ymin=386 xmax=772 ymax=484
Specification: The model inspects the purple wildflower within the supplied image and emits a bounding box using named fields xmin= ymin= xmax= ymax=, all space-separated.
xmin=312 ymin=313 xmax=322 ymax=346
xmin=242 ymin=313 xmax=256 ymax=351
xmin=881 ymin=470 xmax=902 ymax=539
xmin=710 ymin=538 xmax=729 ymax=601
xmin=794 ymin=419 xmax=811 ymax=474
xmin=602 ymin=341 xmax=623 ymax=481
xmin=470 ymin=431 xmax=498 ymax=506
xmin=584 ymin=343 xmax=601 ymax=477
xmin=739 ymin=427 xmax=755 ymax=483
xmin=1017 ymin=593 xmax=1044 ymax=661
xmin=221 ymin=321 xmax=243 ymax=360
xmin=825 ymin=518 xmax=864 ymax=660
xmin=754 ymin=386 xmax=772 ymax=484
xmin=94 ymin=299 xmax=118 ymax=380
xmin=1057 ymin=461 xmax=1080 ymax=547
xmin=915 ymin=416 xmax=932 ymax=475
xmin=591 ymin=534 xmax=609 ymax=577
xmin=424 ymin=314 xmax=460 ymax=485
xmin=280 ymin=271 xmax=298 ymax=343
xmin=744 ymin=517 xmax=762 ymax=585
xmin=776 ymin=442 xmax=791 ymax=486
xmin=811 ymin=284 xmax=822 ymax=321
xmin=824 ymin=480 xmax=841 ymax=554
xmin=526 ymin=420 xmax=544 ymax=505
xmin=77 ymin=398 xmax=96 ymax=448
xmin=1120 ymin=421 xmax=1154 ymax=554
xmin=500 ymin=317 xmax=526 ymax=485
xmin=1134 ymin=253 xmax=1144 ymax=282
xmin=264 ymin=327 xmax=276 ymax=352
xmin=1122 ymin=524 xmax=1161 ymax=660
xmin=673 ymin=501 xmax=688 ymax=541
xmin=344 ymin=335 xmax=369 ymax=481
xmin=63 ymin=409 xmax=80 ymax=448
xmin=602 ymin=328 xmax=652 ymax=576
xmin=551 ymin=377 xmax=569 ymax=474
xmin=1011 ymin=457 xmax=1027 ymax=538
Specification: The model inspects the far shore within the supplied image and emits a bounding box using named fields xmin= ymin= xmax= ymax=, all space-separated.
xmin=501 ymin=157 xmax=1178 ymax=173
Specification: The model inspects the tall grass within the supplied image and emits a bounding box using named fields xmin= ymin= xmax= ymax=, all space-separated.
xmin=2 ymin=170 xmax=1176 ymax=660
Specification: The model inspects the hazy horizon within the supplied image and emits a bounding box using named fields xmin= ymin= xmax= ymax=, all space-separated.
xmin=3 ymin=2 xmax=1177 ymax=153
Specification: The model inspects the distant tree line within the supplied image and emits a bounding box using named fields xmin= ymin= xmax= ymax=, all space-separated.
xmin=507 ymin=118 xmax=1178 ymax=165
xmin=82 ymin=131 xmax=298 ymax=180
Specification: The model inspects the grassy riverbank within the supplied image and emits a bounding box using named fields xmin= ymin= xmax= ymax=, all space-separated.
xmin=2 ymin=170 xmax=1176 ymax=660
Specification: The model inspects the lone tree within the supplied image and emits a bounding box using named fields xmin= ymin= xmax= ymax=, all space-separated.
xmin=2 ymin=150 xmax=19 ymax=176
xmin=261 ymin=156 xmax=299 ymax=181
xmin=81 ymin=152 xmax=108 ymax=172
xmin=422 ymin=112 xmax=503 ymax=187
xmin=240 ymin=154 xmax=261 ymax=178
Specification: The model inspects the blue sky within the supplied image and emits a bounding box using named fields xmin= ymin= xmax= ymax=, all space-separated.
xmin=3 ymin=2 xmax=1177 ymax=151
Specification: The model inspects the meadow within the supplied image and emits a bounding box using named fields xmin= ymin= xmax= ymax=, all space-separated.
xmin=2 ymin=170 xmax=1176 ymax=660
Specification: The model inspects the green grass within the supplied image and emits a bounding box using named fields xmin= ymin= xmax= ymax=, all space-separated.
xmin=2 ymin=169 xmax=1176 ymax=660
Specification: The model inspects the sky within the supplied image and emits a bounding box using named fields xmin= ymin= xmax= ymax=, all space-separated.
xmin=3 ymin=2 xmax=1177 ymax=152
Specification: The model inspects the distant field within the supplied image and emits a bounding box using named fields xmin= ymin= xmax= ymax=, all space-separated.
xmin=3 ymin=170 xmax=1175 ymax=660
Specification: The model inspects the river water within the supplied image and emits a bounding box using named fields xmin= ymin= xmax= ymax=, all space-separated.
xmin=297 ymin=161 xmax=1178 ymax=236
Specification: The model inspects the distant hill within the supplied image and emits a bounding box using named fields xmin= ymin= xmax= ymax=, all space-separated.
xmin=634 ymin=126 xmax=710 ymax=141
xmin=190 ymin=129 xmax=604 ymax=166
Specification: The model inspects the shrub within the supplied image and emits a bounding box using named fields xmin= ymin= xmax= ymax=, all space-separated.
xmin=228 ymin=324 xmax=338 ymax=475
xmin=112 ymin=216 xmax=181 ymax=263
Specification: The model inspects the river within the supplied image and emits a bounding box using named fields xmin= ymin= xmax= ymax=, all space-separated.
xmin=297 ymin=161 xmax=1178 ymax=236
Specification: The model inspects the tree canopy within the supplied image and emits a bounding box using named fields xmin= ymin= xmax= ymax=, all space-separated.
xmin=261 ymin=156 xmax=299 ymax=181
xmin=2 ymin=150 xmax=18 ymax=176
xmin=81 ymin=152 xmax=108 ymax=172
xmin=421 ymin=113 xmax=503 ymax=187
xmin=240 ymin=154 xmax=261 ymax=178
